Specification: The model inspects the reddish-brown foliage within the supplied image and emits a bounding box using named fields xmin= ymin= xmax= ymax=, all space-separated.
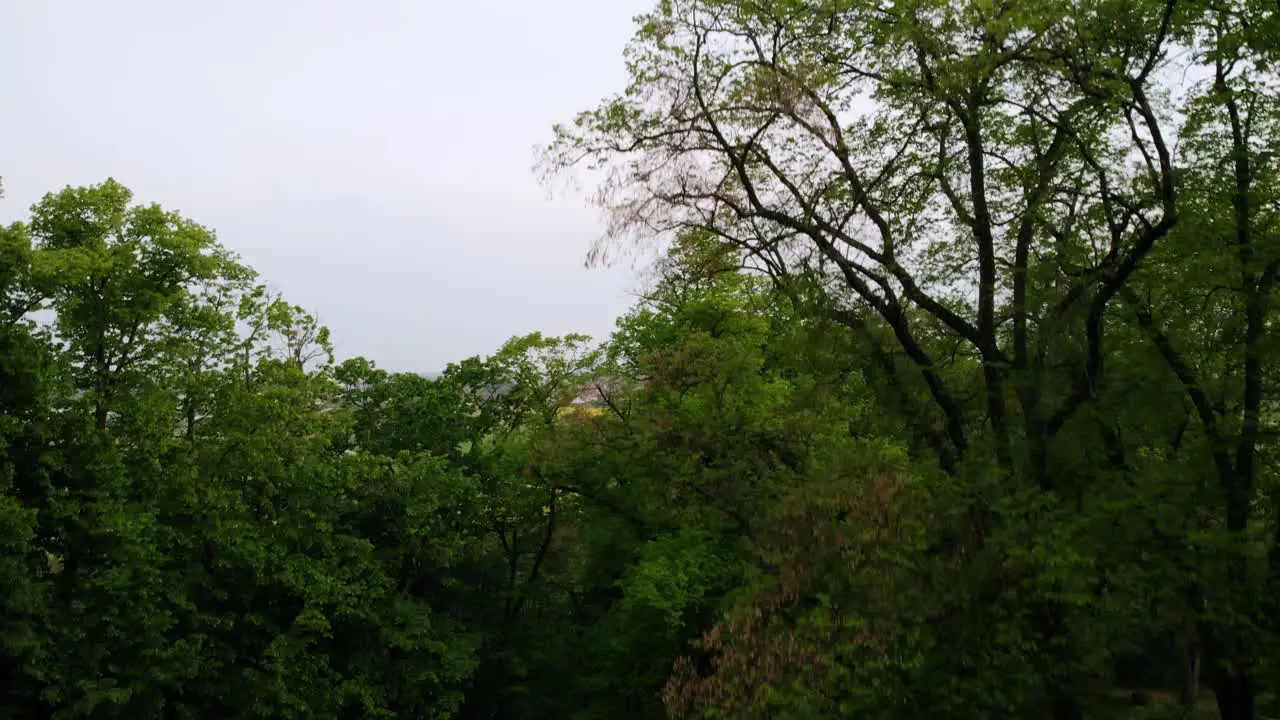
xmin=664 ymin=473 xmax=926 ymax=717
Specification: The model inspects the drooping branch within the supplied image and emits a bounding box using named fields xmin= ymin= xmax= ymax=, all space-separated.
xmin=1123 ymin=290 xmax=1234 ymax=483
xmin=687 ymin=27 xmax=974 ymax=459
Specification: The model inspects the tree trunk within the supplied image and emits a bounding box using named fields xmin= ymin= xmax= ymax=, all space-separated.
xmin=1210 ymin=670 xmax=1255 ymax=720
xmin=1181 ymin=624 xmax=1200 ymax=707
xmin=1204 ymin=614 xmax=1256 ymax=720
xmin=1037 ymin=599 xmax=1082 ymax=720
xmin=1048 ymin=688 xmax=1082 ymax=720
xmin=1181 ymin=583 xmax=1202 ymax=707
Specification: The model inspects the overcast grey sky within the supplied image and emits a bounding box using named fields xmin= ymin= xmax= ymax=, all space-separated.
xmin=0 ymin=0 xmax=650 ymax=372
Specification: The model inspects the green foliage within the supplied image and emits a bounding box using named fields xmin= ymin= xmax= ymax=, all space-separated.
xmin=541 ymin=0 xmax=1280 ymax=716
xmin=4 ymin=3 xmax=1280 ymax=713
xmin=0 ymin=182 xmax=488 ymax=719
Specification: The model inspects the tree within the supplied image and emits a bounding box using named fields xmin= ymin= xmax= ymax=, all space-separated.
xmin=0 ymin=203 xmax=56 ymax=717
xmin=236 ymin=286 xmax=333 ymax=379
xmin=542 ymin=0 xmax=1280 ymax=715
xmin=0 ymin=180 xmax=488 ymax=718
xmin=489 ymin=235 xmax=921 ymax=718
xmin=155 ymin=259 xmax=257 ymax=441
xmin=29 ymin=179 xmax=239 ymax=431
xmin=1121 ymin=5 xmax=1280 ymax=714
xmin=335 ymin=360 xmax=474 ymax=460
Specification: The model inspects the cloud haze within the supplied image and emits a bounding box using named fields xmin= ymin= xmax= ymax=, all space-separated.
xmin=0 ymin=0 xmax=650 ymax=371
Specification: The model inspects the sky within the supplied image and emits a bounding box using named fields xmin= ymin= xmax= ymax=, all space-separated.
xmin=0 ymin=0 xmax=652 ymax=373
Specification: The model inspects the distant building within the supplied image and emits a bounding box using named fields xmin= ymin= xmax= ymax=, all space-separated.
xmin=567 ymin=376 xmax=639 ymax=408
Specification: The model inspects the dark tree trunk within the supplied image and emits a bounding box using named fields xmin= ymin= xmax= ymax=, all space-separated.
xmin=1210 ymin=669 xmax=1255 ymax=720
xmin=1203 ymin=605 xmax=1256 ymax=720
xmin=1036 ymin=599 xmax=1082 ymax=720
xmin=1180 ymin=595 xmax=1201 ymax=707
xmin=1048 ymin=688 xmax=1083 ymax=720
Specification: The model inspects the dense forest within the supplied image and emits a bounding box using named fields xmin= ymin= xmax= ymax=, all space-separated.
xmin=2 ymin=0 xmax=1279 ymax=718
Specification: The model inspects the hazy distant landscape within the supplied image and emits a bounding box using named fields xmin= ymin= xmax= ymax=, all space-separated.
xmin=2 ymin=0 xmax=1280 ymax=719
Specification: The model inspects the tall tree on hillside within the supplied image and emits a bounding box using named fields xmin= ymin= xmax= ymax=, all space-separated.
xmin=2 ymin=180 xmax=488 ymax=718
xmin=236 ymin=285 xmax=333 ymax=382
xmin=543 ymin=0 xmax=1186 ymax=479
xmin=1121 ymin=4 xmax=1280 ymax=714
xmin=541 ymin=0 xmax=1280 ymax=716
xmin=0 ymin=193 xmax=56 ymax=717
xmin=156 ymin=267 xmax=256 ymax=441
xmin=526 ymin=232 xmax=925 ymax=718
xmin=445 ymin=333 xmax=601 ymax=719
xmin=28 ymin=180 xmax=239 ymax=430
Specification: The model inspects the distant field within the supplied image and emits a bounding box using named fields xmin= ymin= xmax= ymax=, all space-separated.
xmin=557 ymin=406 xmax=608 ymax=417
